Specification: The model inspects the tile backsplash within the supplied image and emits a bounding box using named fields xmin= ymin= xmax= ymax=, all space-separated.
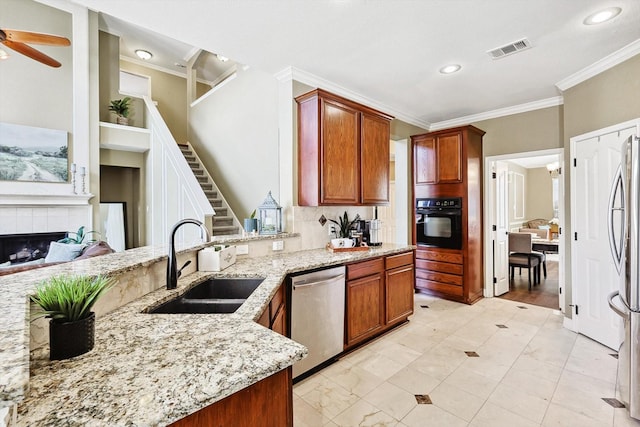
xmin=291 ymin=206 xmax=376 ymax=250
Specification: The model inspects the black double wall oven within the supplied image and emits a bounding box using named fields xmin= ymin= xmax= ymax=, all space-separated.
xmin=415 ymin=197 xmax=463 ymax=250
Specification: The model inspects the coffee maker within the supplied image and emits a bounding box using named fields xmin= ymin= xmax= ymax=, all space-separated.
xmin=356 ymin=208 xmax=383 ymax=247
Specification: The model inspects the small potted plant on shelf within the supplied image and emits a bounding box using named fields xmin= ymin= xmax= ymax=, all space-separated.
xmin=108 ymin=97 xmax=132 ymax=126
xmin=30 ymin=274 xmax=114 ymax=360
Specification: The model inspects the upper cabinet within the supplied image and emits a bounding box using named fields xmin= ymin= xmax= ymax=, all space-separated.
xmin=296 ymin=89 xmax=393 ymax=206
xmin=413 ymin=131 xmax=463 ymax=185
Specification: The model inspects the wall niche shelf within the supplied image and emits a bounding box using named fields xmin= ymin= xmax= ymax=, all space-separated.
xmin=99 ymin=121 xmax=150 ymax=153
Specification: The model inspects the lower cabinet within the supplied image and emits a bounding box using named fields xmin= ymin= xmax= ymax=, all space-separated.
xmin=346 ymin=260 xmax=385 ymax=347
xmin=258 ymin=283 xmax=287 ymax=336
xmin=170 ymin=367 xmax=293 ymax=427
xmin=345 ymin=251 xmax=415 ymax=349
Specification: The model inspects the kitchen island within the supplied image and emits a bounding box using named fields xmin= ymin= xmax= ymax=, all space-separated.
xmin=1 ymin=241 xmax=413 ymax=426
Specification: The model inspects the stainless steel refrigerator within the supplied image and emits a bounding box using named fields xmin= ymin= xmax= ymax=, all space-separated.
xmin=608 ymin=134 xmax=640 ymax=420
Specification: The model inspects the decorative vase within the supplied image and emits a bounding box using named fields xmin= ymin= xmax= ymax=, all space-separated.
xmin=49 ymin=312 xmax=95 ymax=360
xmin=116 ymin=116 xmax=129 ymax=126
xmin=244 ymin=218 xmax=258 ymax=233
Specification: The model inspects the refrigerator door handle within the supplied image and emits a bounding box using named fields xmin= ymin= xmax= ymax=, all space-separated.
xmin=608 ymin=164 xmax=625 ymax=274
xmin=608 ymin=291 xmax=630 ymax=320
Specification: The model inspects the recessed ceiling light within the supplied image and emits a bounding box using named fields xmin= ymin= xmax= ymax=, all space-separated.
xmin=135 ymin=49 xmax=153 ymax=60
xmin=583 ymin=7 xmax=621 ymax=25
xmin=0 ymin=49 xmax=9 ymax=60
xmin=216 ymin=53 xmax=229 ymax=62
xmin=439 ymin=64 xmax=461 ymax=74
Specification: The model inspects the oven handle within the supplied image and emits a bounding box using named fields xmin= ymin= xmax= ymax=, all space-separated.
xmin=416 ymin=210 xmax=461 ymax=216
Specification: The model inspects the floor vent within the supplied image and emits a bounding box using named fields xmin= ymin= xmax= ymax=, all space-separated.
xmin=487 ymin=38 xmax=532 ymax=59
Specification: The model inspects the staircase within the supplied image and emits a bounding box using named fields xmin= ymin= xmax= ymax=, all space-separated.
xmin=179 ymin=144 xmax=241 ymax=236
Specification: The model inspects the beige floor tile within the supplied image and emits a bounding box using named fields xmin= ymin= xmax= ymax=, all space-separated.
xmin=614 ymin=409 xmax=640 ymax=426
xmin=564 ymin=335 xmax=618 ymax=384
xmin=542 ymin=402 xmax=611 ymax=427
xmin=386 ymin=366 xmax=441 ymax=395
xmin=331 ymin=399 xmax=398 ymax=426
xmin=429 ymin=381 xmax=485 ymax=422
xmin=407 ymin=350 xmax=466 ymax=381
xmin=373 ymin=342 xmax=422 ymax=366
xmin=487 ymin=382 xmax=550 ymax=424
xmin=508 ymin=353 xmax=564 ymax=384
xmin=469 ymin=401 xmax=540 ymax=427
xmin=551 ymin=369 xmax=615 ymax=423
xmin=401 ymin=403 xmax=468 ymax=427
xmin=500 ymin=366 xmax=559 ymax=401
xmin=293 ymin=394 xmax=333 ymax=427
xmin=444 ymin=366 xmax=499 ymax=400
xmin=359 ymin=353 xmax=408 ymax=380
xmin=322 ymin=362 xmax=386 ymax=397
xmin=299 ymin=375 xmax=360 ymax=419
xmin=363 ymin=381 xmax=417 ymax=421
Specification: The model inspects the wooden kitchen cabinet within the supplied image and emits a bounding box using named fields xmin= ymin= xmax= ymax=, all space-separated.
xmin=385 ymin=252 xmax=415 ymax=325
xmin=413 ymin=132 xmax=462 ymax=185
xmin=170 ymin=367 xmax=293 ymax=427
xmin=411 ymin=125 xmax=485 ymax=304
xmin=345 ymin=258 xmax=385 ymax=347
xmin=257 ymin=283 xmax=288 ymax=337
xmin=296 ymin=89 xmax=393 ymax=206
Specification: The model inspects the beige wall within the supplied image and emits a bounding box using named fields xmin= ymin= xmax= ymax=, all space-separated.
xmin=473 ymin=105 xmax=564 ymax=157
xmin=526 ymin=167 xmax=554 ymax=221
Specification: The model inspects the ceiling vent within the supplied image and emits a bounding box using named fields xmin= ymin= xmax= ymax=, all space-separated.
xmin=486 ymin=38 xmax=532 ymax=59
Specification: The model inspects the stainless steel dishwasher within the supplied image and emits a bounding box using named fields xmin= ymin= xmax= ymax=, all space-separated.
xmin=290 ymin=265 xmax=345 ymax=379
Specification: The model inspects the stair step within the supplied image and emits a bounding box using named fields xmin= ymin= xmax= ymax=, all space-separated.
xmin=197 ymin=176 xmax=208 ymax=183
xmin=213 ymin=217 xmax=233 ymax=226
xmin=212 ymin=225 xmax=240 ymax=235
xmin=183 ymin=155 xmax=196 ymax=162
xmin=210 ymin=200 xmax=222 ymax=208
xmin=204 ymin=190 xmax=218 ymax=199
xmin=193 ymin=169 xmax=204 ymax=176
xmin=188 ymin=161 xmax=200 ymax=168
xmin=201 ymin=183 xmax=213 ymax=191
xmin=213 ymin=207 xmax=227 ymax=216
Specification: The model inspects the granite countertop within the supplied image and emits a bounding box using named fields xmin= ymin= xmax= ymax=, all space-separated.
xmin=3 ymin=243 xmax=414 ymax=426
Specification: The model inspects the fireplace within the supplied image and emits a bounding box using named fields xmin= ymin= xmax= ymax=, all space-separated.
xmin=0 ymin=232 xmax=67 ymax=265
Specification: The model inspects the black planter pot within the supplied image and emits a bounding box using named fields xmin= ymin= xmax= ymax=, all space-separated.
xmin=49 ymin=312 xmax=95 ymax=360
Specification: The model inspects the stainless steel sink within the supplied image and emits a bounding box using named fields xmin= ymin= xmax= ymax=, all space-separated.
xmin=146 ymin=277 xmax=264 ymax=314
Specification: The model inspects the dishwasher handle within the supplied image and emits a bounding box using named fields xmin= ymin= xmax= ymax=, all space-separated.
xmin=292 ymin=273 xmax=345 ymax=290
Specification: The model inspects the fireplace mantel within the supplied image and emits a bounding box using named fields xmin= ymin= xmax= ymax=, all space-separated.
xmin=0 ymin=193 xmax=94 ymax=206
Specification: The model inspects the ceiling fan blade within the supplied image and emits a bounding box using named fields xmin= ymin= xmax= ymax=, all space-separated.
xmin=1 ymin=40 xmax=61 ymax=68
xmin=3 ymin=29 xmax=70 ymax=46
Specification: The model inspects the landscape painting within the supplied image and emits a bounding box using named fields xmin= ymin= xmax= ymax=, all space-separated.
xmin=0 ymin=122 xmax=68 ymax=183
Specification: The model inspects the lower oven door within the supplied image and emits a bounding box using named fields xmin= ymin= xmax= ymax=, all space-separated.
xmin=417 ymin=210 xmax=462 ymax=249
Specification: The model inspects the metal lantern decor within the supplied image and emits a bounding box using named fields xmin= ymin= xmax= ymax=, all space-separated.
xmin=258 ymin=191 xmax=282 ymax=235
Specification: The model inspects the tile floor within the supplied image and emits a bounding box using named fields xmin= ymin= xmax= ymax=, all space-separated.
xmin=293 ymin=293 xmax=640 ymax=427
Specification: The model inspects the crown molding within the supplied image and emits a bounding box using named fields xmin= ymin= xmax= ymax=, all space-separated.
xmin=275 ymin=66 xmax=431 ymax=129
xmin=429 ymin=96 xmax=564 ymax=131
xmin=556 ymin=38 xmax=640 ymax=91
xmin=119 ymin=56 xmax=215 ymax=86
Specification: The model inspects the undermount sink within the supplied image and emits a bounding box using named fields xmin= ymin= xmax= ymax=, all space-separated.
xmin=182 ymin=277 xmax=264 ymax=300
xmin=147 ymin=277 xmax=265 ymax=314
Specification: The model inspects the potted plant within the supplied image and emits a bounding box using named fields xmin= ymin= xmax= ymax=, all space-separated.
xmin=30 ymin=274 xmax=114 ymax=360
xmin=329 ymin=211 xmax=361 ymax=238
xmin=58 ymin=226 xmax=100 ymax=245
xmin=108 ymin=97 xmax=132 ymax=125
xmin=244 ymin=209 xmax=258 ymax=233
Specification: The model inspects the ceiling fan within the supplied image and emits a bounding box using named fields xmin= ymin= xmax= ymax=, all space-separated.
xmin=0 ymin=28 xmax=70 ymax=68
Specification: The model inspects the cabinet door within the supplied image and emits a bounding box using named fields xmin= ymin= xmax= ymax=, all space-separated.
xmin=271 ymin=303 xmax=287 ymax=337
xmin=385 ymin=264 xmax=415 ymax=324
xmin=436 ymin=133 xmax=462 ymax=183
xmin=361 ymin=113 xmax=390 ymax=204
xmin=414 ymin=136 xmax=436 ymax=185
xmin=346 ymin=273 xmax=384 ymax=347
xmin=321 ymin=98 xmax=360 ymax=205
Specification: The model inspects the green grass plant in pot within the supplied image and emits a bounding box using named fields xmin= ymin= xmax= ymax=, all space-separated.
xmin=30 ymin=274 xmax=114 ymax=360
xmin=328 ymin=211 xmax=361 ymax=238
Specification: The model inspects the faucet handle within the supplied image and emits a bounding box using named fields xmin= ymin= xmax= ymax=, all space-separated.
xmin=177 ymin=260 xmax=192 ymax=278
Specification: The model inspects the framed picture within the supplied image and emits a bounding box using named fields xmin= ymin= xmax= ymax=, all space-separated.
xmin=0 ymin=122 xmax=68 ymax=183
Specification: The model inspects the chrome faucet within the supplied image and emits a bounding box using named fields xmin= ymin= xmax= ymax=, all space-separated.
xmin=167 ymin=218 xmax=211 ymax=290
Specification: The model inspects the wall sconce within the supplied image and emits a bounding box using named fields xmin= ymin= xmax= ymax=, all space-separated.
xmin=546 ymin=162 xmax=560 ymax=178
xmin=257 ymin=191 xmax=282 ymax=235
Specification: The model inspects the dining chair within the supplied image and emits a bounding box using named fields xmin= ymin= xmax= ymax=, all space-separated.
xmin=508 ymin=232 xmax=540 ymax=291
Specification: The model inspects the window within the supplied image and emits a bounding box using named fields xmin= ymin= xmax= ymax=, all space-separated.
xmin=119 ymin=70 xmax=150 ymax=98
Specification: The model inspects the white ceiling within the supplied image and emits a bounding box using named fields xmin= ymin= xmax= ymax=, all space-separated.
xmin=509 ymin=154 xmax=559 ymax=169
xmin=72 ymin=0 xmax=640 ymax=129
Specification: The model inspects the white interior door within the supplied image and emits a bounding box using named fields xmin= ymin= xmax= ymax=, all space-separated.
xmin=494 ymin=161 xmax=510 ymax=296
xmin=572 ymin=125 xmax=636 ymax=349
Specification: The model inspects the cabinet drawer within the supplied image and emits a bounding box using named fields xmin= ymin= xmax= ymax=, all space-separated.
xmin=416 ymin=259 xmax=463 ymax=275
xmin=416 ymin=249 xmax=463 ymax=264
xmin=416 ymin=278 xmax=463 ymax=297
xmin=416 ymin=268 xmax=462 ymax=286
xmin=385 ymin=252 xmax=413 ymax=270
xmin=347 ymin=257 xmax=384 ymax=280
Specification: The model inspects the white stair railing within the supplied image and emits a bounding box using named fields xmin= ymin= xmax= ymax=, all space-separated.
xmin=143 ymin=96 xmax=214 ymax=246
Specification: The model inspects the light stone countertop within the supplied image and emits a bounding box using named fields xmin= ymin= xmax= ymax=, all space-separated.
xmin=2 ymin=243 xmax=414 ymax=426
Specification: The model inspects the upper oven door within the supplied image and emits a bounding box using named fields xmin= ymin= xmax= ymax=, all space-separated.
xmin=416 ymin=208 xmax=462 ymax=249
